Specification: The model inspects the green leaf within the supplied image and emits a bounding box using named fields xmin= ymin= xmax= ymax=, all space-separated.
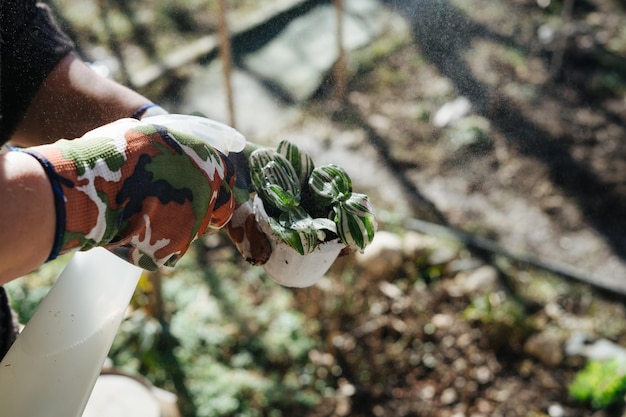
xmin=250 ymin=147 xmax=376 ymax=254
xmin=263 ymin=184 xmax=299 ymax=211
xmin=309 ymin=164 xmax=352 ymax=205
xmin=335 ymin=193 xmax=377 ymax=251
xmin=310 ymin=218 xmax=337 ymax=239
xmin=278 ymin=205 xmax=310 ymax=226
xmin=267 ymin=214 xmax=319 ymax=255
xmin=250 ymin=148 xmax=275 ymax=194
xmin=249 ymin=149 xmax=301 ymax=210
xmin=277 ymin=140 xmax=315 ymax=187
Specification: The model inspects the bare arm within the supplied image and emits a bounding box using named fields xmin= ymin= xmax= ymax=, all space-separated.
xmin=0 ymin=52 xmax=160 ymax=282
xmin=0 ymin=152 xmax=55 ymax=284
xmin=9 ymin=54 xmax=153 ymax=147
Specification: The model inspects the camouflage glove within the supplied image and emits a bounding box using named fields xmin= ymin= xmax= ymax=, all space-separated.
xmin=24 ymin=116 xmax=244 ymax=269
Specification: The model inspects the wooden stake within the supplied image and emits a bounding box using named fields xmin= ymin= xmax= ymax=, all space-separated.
xmin=333 ymin=0 xmax=348 ymax=101
xmin=550 ymin=0 xmax=575 ymax=80
xmin=217 ymin=0 xmax=236 ymax=128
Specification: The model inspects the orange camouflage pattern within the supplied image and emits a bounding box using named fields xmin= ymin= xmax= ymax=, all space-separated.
xmin=225 ymin=201 xmax=272 ymax=266
xmin=28 ymin=119 xmax=237 ymax=270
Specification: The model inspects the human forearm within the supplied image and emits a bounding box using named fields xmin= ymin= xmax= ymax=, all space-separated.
xmin=9 ymin=54 xmax=153 ymax=147
xmin=0 ymin=152 xmax=55 ymax=284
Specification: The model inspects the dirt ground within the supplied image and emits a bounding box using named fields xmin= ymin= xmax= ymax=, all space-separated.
xmin=273 ymin=0 xmax=626 ymax=416
xmin=352 ymin=0 xmax=626 ymax=292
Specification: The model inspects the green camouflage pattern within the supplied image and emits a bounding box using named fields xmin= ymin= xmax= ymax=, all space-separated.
xmin=29 ymin=119 xmax=237 ymax=269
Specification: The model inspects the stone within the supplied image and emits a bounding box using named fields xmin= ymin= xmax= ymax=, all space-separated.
xmin=431 ymin=313 xmax=455 ymax=329
xmin=242 ymin=0 xmax=390 ymax=102
xmin=427 ymin=245 xmax=459 ymax=266
xmin=440 ymin=387 xmax=458 ymax=405
xmin=565 ymin=334 xmax=626 ymax=361
xmin=523 ymin=329 xmax=563 ymax=367
xmin=446 ymin=265 xmax=499 ymax=297
xmin=402 ymin=231 xmax=440 ymax=259
xmin=433 ymin=96 xmax=471 ymax=127
xmin=82 ymin=374 xmax=179 ymax=417
xmin=548 ymin=403 xmax=565 ymax=417
xmin=379 ymin=281 xmax=403 ymax=299
xmin=356 ymin=231 xmax=403 ymax=277
xmin=175 ymin=0 xmax=398 ymax=137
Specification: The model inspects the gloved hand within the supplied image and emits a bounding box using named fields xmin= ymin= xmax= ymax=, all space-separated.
xmin=23 ymin=116 xmax=246 ymax=270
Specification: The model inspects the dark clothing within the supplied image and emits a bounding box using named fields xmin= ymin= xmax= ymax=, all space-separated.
xmin=0 ymin=288 xmax=19 ymax=359
xmin=0 ymin=0 xmax=75 ymax=144
xmin=0 ymin=1 xmax=75 ymax=359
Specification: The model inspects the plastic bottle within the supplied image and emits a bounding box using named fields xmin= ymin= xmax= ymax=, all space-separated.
xmin=0 ymin=248 xmax=142 ymax=417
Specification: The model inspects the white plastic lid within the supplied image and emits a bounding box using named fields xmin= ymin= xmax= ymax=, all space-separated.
xmin=143 ymin=114 xmax=246 ymax=154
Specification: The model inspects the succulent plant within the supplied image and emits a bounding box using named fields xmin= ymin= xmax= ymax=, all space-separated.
xmin=249 ymin=140 xmax=377 ymax=255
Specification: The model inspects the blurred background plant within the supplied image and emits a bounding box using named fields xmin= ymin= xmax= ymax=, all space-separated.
xmin=568 ymin=358 xmax=626 ymax=409
xmin=7 ymin=245 xmax=333 ymax=417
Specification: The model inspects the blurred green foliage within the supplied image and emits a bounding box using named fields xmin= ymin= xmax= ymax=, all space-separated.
xmin=6 ymin=243 xmax=333 ymax=417
xmin=569 ymin=357 xmax=626 ymax=409
xmin=109 ymin=245 xmax=328 ymax=417
xmin=5 ymin=254 xmax=70 ymax=322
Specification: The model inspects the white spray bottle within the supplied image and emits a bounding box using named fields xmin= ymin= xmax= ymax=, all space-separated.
xmin=0 ymin=248 xmax=142 ymax=417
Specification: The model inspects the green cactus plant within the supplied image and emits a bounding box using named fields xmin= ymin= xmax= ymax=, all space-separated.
xmin=249 ymin=140 xmax=377 ymax=255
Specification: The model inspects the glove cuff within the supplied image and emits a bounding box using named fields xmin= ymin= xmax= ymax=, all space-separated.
xmin=20 ymin=149 xmax=68 ymax=261
xmin=25 ymin=137 xmax=125 ymax=257
xmin=131 ymin=104 xmax=168 ymax=120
